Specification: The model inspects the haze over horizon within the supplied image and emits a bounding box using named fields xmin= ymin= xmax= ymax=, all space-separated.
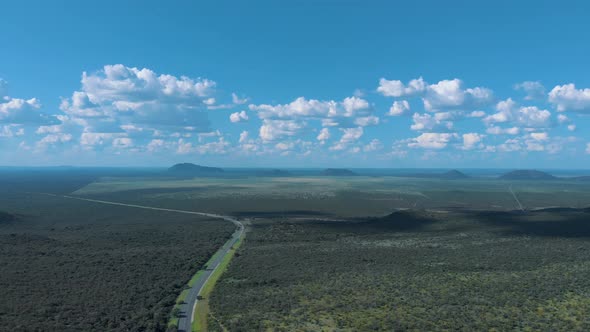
xmin=2 ymin=1 xmax=590 ymax=168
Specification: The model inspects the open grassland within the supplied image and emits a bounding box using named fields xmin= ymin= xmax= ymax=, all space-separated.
xmin=77 ymin=176 xmax=590 ymax=217
xmin=0 ymin=192 xmax=233 ymax=332
xmin=208 ymin=209 xmax=590 ymax=331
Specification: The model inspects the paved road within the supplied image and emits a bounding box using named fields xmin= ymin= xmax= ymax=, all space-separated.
xmin=47 ymin=194 xmax=244 ymax=332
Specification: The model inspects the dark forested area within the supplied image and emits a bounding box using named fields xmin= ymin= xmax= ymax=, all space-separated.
xmin=209 ymin=210 xmax=590 ymax=331
xmin=0 ymin=192 xmax=233 ymax=332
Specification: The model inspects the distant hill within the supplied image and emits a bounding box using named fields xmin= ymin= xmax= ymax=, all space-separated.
xmin=441 ymin=170 xmax=469 ymax=179
xmin=403 ymin=169 xmax=469 ymax=180
xmin=168 ymin=163 xmax=224 ymax=176
xmin=320 ymin=168 xmax=357 ymax=176
xmin=256 ymin=169 xmax=292 ymax=177
xmin=499 ymin=170 xmax=556 ymax=180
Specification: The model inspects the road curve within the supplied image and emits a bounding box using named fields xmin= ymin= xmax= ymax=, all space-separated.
xmin=46 ymin=194 xmax=243 ymax=332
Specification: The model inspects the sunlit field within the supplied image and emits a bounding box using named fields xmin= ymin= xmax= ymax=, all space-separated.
xmin=76 ymin=175 xmax=590 ymax=217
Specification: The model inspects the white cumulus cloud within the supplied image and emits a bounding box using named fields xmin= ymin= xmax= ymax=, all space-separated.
xmin=514 ymin=81 xmax=546 ymax=100
xmin=0 ymin=125 xmax=24 ymax=138
xmin=462 ymin=133 xmax=484 ymax=150
xmin=486 ymin=126 xmax=520 ymax=135
xmin=0 ymin=80 xmax=55 ymax=126
xmin=388 ymin=100 xmax=411 ymax=116
xmin=548 ymin=83 xmax=590 ymax=112
xmin=377 ymin=77 xmax=426 ymax=97
xmin=330 ymin=127 xmax=363 ymax=151
xmin=317 ymin=128 xmax=330 ymax=141
xmin=378 ymin=77 xmax=494 ymax=113
xmin=408 ymin=133 xmax=458 ymax=149
xmin=229 ymin=110 xmax=249 ymax=123
xmin=423 ymin=79 xmax=494 ymax=112
xmin=363 ymin=139 xmax=383 ymax=152
xmin=232 ymin=93 xmax=249 ymax=105
xmin=250 ymin=96 xmax=376 ymax=142
xmin=44 ymin=64 xmax=245 ymax=153
xmin=484 ymin=98 xmax=552 ymax=128
xmin=259 ymin=119 xmax=304 ymax=142
xmin=410 ymin=113 xmax=454 ymax=132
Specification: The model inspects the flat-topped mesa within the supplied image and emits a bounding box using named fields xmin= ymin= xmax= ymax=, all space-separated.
xmin=499 ymin=170 xmax=556 ymax=180
xmin=168 ymin=163 xmax=224 ymax=175
xmin=320 ymin=168 xmax=358 ymax=176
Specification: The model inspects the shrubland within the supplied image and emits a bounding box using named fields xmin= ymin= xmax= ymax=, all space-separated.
xmin=209 ymin=210 xmax=590 ymax=331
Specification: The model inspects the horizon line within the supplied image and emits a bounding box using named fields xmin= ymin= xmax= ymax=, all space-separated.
xmin=1 ymin=165 xmax=590 ymax=171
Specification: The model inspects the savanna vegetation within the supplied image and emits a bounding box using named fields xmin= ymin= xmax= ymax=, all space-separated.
xmin=0 ymin=190 xmax=233 ymax=331
xmin=209 ymin=209 xmax=590 ymax=331
xmin=4 ymin=170 xmax=590 ymax=331
xmin=75 ymin=175 xmax=590 ymax=217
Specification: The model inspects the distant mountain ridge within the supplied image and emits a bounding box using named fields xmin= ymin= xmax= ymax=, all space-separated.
xmin=320 ymin=168 xmax=357 ymax=176
xmin=168 ymin=163 xmax=224 ymax=176
xmin=499 ymin=170 xmax=556 ymax=180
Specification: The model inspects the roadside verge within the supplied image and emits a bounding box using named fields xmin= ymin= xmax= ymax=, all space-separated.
xmin=192 ymin=233 xmax=244 ymax=332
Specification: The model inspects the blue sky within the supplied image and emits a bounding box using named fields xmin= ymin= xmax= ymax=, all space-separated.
xmin=1 ymin=0 xmax=590 ymax=168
